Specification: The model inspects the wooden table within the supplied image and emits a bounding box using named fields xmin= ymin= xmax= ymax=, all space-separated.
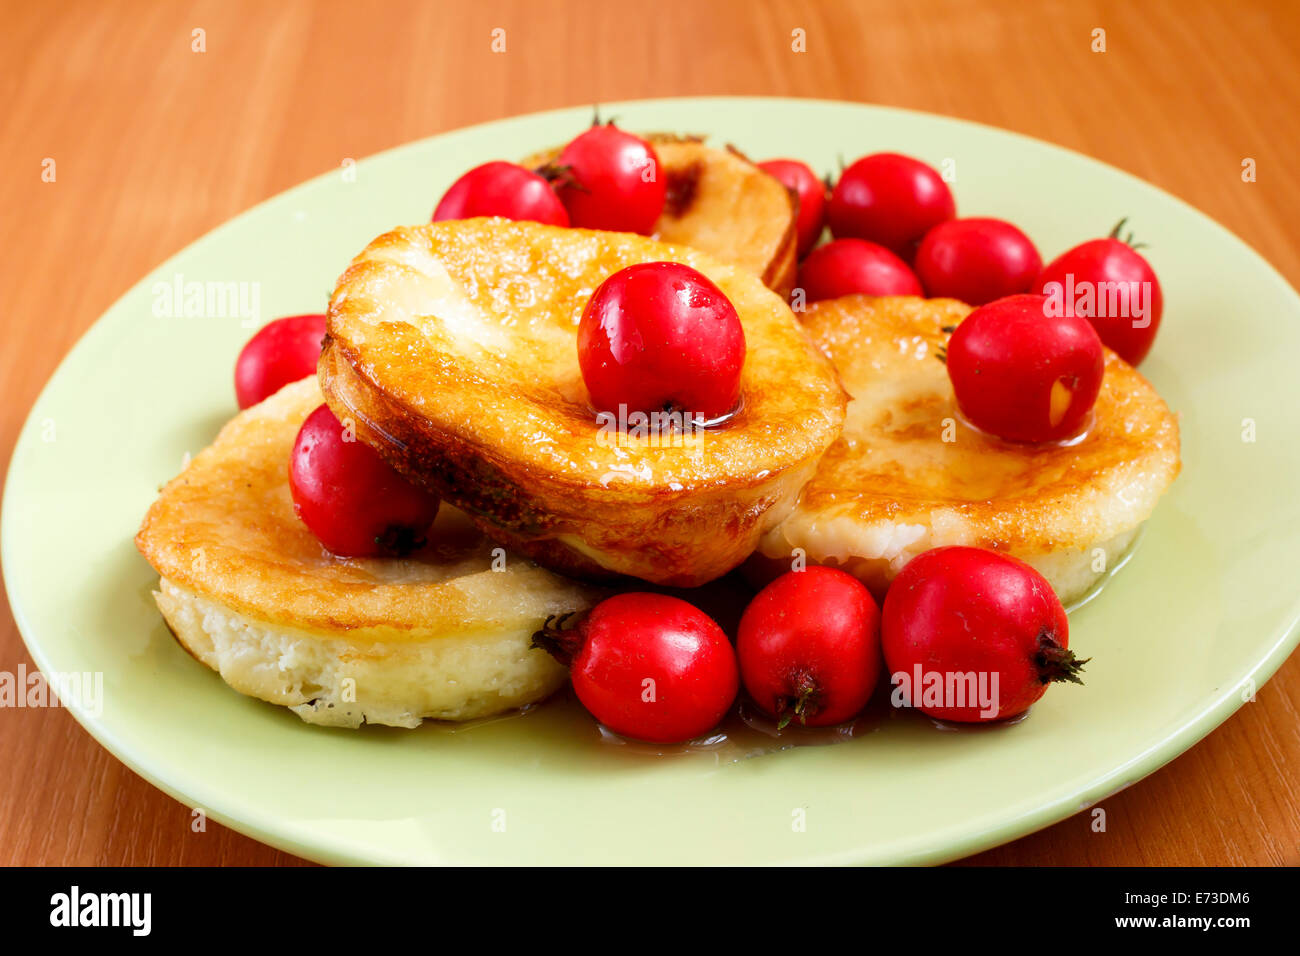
xmin=2 ymin=0 xmax=1297 ymax=866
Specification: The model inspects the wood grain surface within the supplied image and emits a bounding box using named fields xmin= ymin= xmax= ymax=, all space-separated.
xmin=1 ymin=0 xmax=1297 ymax=867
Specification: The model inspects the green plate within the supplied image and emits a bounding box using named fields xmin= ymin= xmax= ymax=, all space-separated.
xmin=5 ymin=98 xmax=1299 ymax=865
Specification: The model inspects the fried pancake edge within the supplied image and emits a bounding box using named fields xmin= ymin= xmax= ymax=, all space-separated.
xmin=322 ymin=220 xmax=847 ymax=586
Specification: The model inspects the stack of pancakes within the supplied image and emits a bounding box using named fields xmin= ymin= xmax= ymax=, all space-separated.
xmin=137 ymin=150 xmax=1179 ymax=729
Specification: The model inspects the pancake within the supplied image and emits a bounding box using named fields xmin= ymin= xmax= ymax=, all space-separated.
xmin=754 ymin=295 xmax=1181 ymax=604
xmin=320 ymin=219 xmax=846 ymax=587
xmin=522 ymin=134 xmax=797 ymax=295
xmin=135 ymin=378 xmax=607 ymax=727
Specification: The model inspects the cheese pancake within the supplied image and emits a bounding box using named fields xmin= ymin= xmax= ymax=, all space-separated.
xmin=320 ymin=219 xmax=846 ymax=587
xmin=136 ymin=379 xmax=606 ymax=727
xmin=755 ymin=295 xmax=1180 ymax=604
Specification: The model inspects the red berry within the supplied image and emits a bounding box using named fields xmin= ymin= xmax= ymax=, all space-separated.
xmin=796 ymin=238 xmax=923 ymax=303
xmin=433 ymin=161 xmax=569 ymax=226
xmin=234 ymin=314 xmax=327 ymax=410
xmin=915 ymin=217 xmax=1042 ymax=305
xmin=881 ymin=546 xmax=1084 ymax=723
xmin=828 ymin=153 xmax=955 ymax=258
xmin=757 ymin=158 xmax=827 ymax=258
xmin=1034 ymin=225 xmax=1163 ymax=366
xmin=946 ymin=293 xmax=1104 ymax=443
xmin=289 ymin=404 xmax=440 ymax=557
xmin=737 ymin=567 xmax=882 ymax=727
xmin=577 ymin=261 xmax=745 ymax=420
xmin=553 ymin=124 xmax=666 ymax=234
xmin=533 ymin=593 xmax=739 ymax=743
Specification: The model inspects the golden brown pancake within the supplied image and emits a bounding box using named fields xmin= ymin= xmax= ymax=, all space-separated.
xmin=754 ymin=295 xmax=1181 ymax=603
xmin=320 ymin=219 xmax=846 ymax=587
xmin=136 ymin=378 xmax=607 ymax=727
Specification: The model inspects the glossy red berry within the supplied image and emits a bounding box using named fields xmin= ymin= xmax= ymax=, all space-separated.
xmin=737 ymin=567 xmax=882 ymax=727
xmin=552 ymin=124 xmax=666 ymax=234
xmin=289 ymin=404 xmax=440 ymax=557
xmin=881 ymin=547 xmax=1083 ymax=722
xmin=533 ymin=593 xmax=739 ymax=743
xmin=946 ymin=293 xmax=1104 ymax=443
xmin=1035 ymin=223 xmax=1163 ymax=365
xmin=915 ymin=217 xmax=1042 ymax=305
xmin=234 ymin=314 xmax=327 ymax=410
xmin=757 ymin=158 xmax=827 ymax=258
xmin=433 ymin=161 xmax=569 ymax=226
xmin=577 ymin=261 xmax=745 ymax=420
xmin=797 ymin=238 xmax=923 ymax=303
xmin=828 ymin=153 xmax=956 ymax=258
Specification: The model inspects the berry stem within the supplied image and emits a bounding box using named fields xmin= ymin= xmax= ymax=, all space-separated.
xmin=776 ymin=671 xmax=823 ymax=729
xmin=1034 ymin=630 xmax=1089 ymax=685
xmin=531 ymin=612 xmax=585 ymax=666
xmin=1108 ymin=216 xmax=1149 ymax=251
xmin=535 ymin=162 xmax=587 ymax=192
